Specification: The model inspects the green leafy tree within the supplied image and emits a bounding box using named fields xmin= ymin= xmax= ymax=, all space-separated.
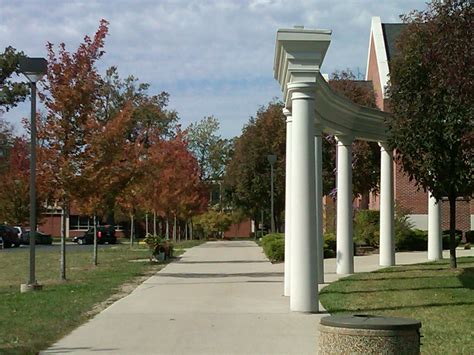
xmin=0 ymin=117 xmax=14 ymax=163
xmin=187 ymin=116 xmax=232 ymax=182
xmin=193 ymin=209 xmax=233 ymax=239
xmin=387 ymin=0 xmax=473 ymax=268
xmin=224 ymin=100 xmax=286 ymax=230
xmin=96 ymin=67 xmax=179 ymax=223
xmin=97 ymin=66 xmax=178 ymax=143
xmin=0 ymin=46 xmax=29 ymax=112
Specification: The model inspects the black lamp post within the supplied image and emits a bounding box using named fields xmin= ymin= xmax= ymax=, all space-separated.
xmin=267 ymin=154 xmax=277 ymax=233
xmin=19 ymin=57 xmax=47 ymax=293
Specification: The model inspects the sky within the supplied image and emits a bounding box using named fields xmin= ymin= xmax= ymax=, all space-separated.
xmin=1 ymin=0 xmax=427 ymax=138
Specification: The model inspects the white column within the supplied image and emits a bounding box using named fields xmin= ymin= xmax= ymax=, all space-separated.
xmin=315 ymin=126 xmax=324 ymax=283
xmin=336 ymin=134 xmax=354 ymax=275
xmin=283 ymin=108 xmax=292 ymax=296
xmin=379 ymin=142 xmax=395 ymax=266
xmin=289 ymin=82 xmax=318 ymax=313
xmin=428 ymin=192 xmax=442 ymax=260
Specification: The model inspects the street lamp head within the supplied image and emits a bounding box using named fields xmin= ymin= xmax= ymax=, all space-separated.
xmin=19 ymin=57 xmax=47 ymax=83
xmin=267 ymin=154 xmax=277 ymax=165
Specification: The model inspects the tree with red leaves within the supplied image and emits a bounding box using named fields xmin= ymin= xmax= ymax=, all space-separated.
xmin=38 ymin=19 xmax=109 ymax=279
xmin=145 ymin=132 xmax=207 ymax=240
xmin=0 ymin=137 xmax=45 ymax=225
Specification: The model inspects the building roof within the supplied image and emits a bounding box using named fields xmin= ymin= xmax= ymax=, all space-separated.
xmin=381 ymin=23 xmax=407 ymax=61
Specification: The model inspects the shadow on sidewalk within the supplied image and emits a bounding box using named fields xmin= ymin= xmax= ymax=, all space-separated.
xmin=157 ymin=272 xmax=284 ymax=279
xmin=177 ymin=260 xmax=269 ymax=264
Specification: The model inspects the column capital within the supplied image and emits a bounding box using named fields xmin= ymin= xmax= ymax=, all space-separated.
xmin=287 ymin=82 xmax=317 ymax=101
xmin=335 ymin=134 xmax=353 ymax=146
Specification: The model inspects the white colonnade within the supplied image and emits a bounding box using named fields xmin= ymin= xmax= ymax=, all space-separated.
xmin=428 ymin=193 xmax=442 ymax=260
xmin=314 ymin=125 xmax=324 ymax=284
xmin=274 ymin=27 xmax=441 ymax=312
xmin=283 ymin=109 xmax=292 ymax=296
xmin=379 ymin=142 xmax=395 ymax=266
xmin=288 ymin=82 xmax=318 ymax=312
xmin=335 ymin=135 xmax=354 ymax=274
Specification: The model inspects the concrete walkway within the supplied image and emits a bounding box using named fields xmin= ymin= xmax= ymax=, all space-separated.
xmin=43 ymin=241 xmax=473 ymax=355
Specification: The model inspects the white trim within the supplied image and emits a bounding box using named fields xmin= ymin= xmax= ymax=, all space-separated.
xmin=407 ymin=214 xmax=429 ymax=230
xmin=365 ymin=21 xmax=374 ymax=80
xmin=370 ymin=17 xmax=390 ymax=99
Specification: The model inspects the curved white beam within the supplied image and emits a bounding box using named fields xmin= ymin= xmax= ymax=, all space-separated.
xmin=315 ymin=72 xmax=391 ymax=141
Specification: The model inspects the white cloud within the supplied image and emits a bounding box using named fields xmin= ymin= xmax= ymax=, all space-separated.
xmin=1 ymin=0 xmax=427 ymax=138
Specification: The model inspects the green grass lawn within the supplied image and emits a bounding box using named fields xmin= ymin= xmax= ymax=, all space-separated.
xmin=320 ymin=257 xmax=474 ymax=355
xmin=0 ymin=240 xmax=205 ymax=354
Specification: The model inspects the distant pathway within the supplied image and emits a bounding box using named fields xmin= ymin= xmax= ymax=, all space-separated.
xmin=43 ymin=241 xmax=473 ymax=355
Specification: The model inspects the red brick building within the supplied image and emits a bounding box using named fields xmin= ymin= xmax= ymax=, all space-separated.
xmin=366 ymin=17 xmax=472 ymax=233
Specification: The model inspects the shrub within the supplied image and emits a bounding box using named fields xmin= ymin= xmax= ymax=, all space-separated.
xmin=465 ymin=230 xmax=474 ymax=243
xmin=261 ymin=233 xmax=284 ymax=262
xmin=394 ymin=205 xmax=413 ymax=242
xmin=442 ymin=230 xmax=462 ymax=249
xmin=324 ymin=232 xmax=337 ymax=258
xmin=261 ymin=233 xmax=283 ymax=248
xmin=143 ymin=234 xmax=174 ymax=260
xmin=354 ymin=206 xmax=413 ymax=248
xmin=192 ymin=209 xmax=233 ymax=239
xmin=396 ymin=229 xmax=428 ymax=251
xmin=353 ymin=210 xmax=380 ymax=247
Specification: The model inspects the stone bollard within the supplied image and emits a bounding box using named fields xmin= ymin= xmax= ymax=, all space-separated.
xmin=318 ymin=314 xmax=421 ymax=354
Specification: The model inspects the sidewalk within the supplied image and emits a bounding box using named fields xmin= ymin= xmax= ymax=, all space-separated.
xmin=43 ymin=241 xmax=473 ymax=355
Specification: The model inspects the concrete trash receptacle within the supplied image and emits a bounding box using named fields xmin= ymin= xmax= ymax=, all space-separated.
xmin=318 ymin=314 xmax=421 ymax=354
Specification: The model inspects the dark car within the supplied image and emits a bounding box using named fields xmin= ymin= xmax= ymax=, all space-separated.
xmin=73 ymin=225 xmax=116 ymax=245
xmin=0 ymin=224 xmax=21 ymax=248
xmin=20 ymin=230 xmax=53 ymax=245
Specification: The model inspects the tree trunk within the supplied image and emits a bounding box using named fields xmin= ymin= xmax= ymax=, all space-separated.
xmin=130 ymin=214 xmax=134 ymax=247
xmin=173 ymin=215 xmax=177 ymax=242
xmin=178 ymin=222 xmax=181 ymax=242
xmin=93 ymin=214 xmax=98 ymax=266
xmin=185 ymin=221 xmax=188 ymax=241
xmin=60 ymin=203 xmax=68 ymax=280
xmin=448 ymin=193 xmax=457 ymax=268
xmin=165 ymin=218 xmax=169 ymax=240
xmin=360 ymin=191 xmax=370 ymax=210
xmin=153 ymin=210 xmax=157 ymax=236
xmin=145 ymin=213 xmax=149 ymax=236
xmin=190 ymin=220 xmax=194 ymax=240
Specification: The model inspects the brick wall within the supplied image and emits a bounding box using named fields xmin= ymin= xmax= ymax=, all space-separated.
xmin=224 ymin=219 xmax=252 ymax=238
xmin=440 ymin=199 xmax=471 ymax=233
xmin=39 ymin=214 xmax=61 ymax=237
xmin=394 ymin=165 xmax=428 ymax=214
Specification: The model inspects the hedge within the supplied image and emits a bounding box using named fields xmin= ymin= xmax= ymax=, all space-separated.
xmin=442 ymin=230 xmax=462 ymax=249
xmin=396 ymin=229 xmax=427 ymax=251
xmin=261 ymin=233 xmax=285 ymax=262
xmin=260 ymin=233 xmax=341 ymax=261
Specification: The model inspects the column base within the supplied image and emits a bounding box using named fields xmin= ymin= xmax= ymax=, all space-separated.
xmin=20 ymin=283 xmax=43 ymax=293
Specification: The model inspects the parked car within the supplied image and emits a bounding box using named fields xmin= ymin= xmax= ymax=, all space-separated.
xmin=19 ymin=230 xmax=53 ymax=245
xmin=0 ymin=224 xmax=21 ymax=248
xmin=73 ymin=225 xmax=116 ymax=245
